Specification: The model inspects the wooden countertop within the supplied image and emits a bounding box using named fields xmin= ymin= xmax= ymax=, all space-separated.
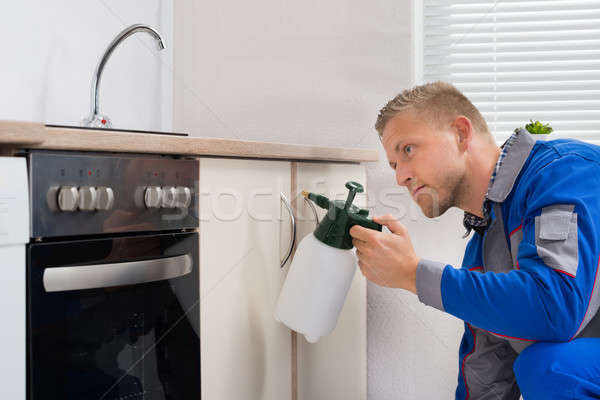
xmin=0 ymin=121 xmax=378 ymax=162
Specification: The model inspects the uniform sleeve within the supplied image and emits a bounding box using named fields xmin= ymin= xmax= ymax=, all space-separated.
xmin=417 ymin=155 xmax=600 ymax=341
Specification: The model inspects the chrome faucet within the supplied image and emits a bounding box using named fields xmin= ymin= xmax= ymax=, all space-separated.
xmin=82 ymin=24 xmax=166 ymax=129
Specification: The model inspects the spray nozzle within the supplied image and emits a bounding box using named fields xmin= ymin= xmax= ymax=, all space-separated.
xmin=302 ymin=191 xmax=331 ymax=210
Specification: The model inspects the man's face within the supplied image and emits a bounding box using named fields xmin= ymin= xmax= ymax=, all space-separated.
xmin=381 ymin=111 xmax=466 ymax=218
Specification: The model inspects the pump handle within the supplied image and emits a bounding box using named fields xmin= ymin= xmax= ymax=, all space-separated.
xmin=345 ymin=181 xmax=364 ymax=193
xmin=344 ymin=181 xmax=364 ymax=210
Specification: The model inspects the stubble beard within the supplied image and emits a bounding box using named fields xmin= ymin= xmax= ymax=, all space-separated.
xmin=416 ymin=169 xmax=465 ymax=218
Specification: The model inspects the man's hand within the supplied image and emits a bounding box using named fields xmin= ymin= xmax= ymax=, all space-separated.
xmin=349 ymin=214 xmax=420 ymax=294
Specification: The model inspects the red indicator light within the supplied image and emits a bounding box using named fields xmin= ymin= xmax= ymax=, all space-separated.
xmin=88 ymin=171 xmax=92 ymax=176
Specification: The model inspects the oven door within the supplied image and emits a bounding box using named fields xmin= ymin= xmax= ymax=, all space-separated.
xmin=27 ymin=232 xmax=200 ymax=400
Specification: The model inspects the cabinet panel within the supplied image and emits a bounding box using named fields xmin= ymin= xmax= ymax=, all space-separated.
xmin=294 ymin=162 xmax=367 ymax=400
xmin=200 ymin=158 xmax=292 ymax=400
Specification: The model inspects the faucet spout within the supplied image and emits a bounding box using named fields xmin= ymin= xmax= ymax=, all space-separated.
xmin=82 ymin=24 xmax=166 ymax=128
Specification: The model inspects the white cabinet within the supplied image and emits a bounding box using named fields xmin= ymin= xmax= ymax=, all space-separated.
xmin=199 ymin=158 xmax=368 ymax=400
xmin=294 ymin=162 xmax=368 ymax=400
xmin=199 ymin=158 xmax=293 ymax=400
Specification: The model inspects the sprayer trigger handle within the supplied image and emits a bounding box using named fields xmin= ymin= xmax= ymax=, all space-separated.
xmin=348 ymin=213 xmax=383 ymax=232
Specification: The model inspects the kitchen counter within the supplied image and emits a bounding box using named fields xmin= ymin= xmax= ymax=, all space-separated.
xmin=0 ymin=121 xmax=378 ymax=162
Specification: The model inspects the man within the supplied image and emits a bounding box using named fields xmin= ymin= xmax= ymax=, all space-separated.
xmin=349 ymin=81 xmax=600 ymax=399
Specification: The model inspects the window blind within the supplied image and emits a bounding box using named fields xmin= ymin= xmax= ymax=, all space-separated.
xmin=421 ymin=0 xmax=600 ymax=144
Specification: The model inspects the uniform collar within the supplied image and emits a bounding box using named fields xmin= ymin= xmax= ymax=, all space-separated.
xmin=486 ymin=128 xmax=536 ymax=203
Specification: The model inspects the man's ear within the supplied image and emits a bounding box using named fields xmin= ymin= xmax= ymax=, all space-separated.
xmin=452 ymin=116 xmax=473 ymax=149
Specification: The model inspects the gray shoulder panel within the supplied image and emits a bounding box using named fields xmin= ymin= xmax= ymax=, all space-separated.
xmin=534 ymin=204 xmax=578 ymax=277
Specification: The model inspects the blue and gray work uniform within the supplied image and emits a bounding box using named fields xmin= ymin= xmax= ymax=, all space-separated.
xmin=416 ymin=129 xmax=600 ymax=399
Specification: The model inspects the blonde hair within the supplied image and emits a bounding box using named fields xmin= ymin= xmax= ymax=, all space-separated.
xmin=375 ymin=81 xmax=491 ymax=139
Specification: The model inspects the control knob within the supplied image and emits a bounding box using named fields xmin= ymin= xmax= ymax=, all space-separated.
xmin=57 ymin=186 xmax=79 ymax=212
xmin=144 ymin=186 xmax=163 ymax=209
xmin=78 ymin=186 xmax=97 ymax=211
xmin=161 ymin=186 xmax=176 ymax=208
xmin=96 ymin=187 xmax=115 ymax=210
xmin=175 ymin=186 xmax=192 ymax=208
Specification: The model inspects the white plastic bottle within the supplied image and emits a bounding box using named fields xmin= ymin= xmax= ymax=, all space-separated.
xmin=274 ymin=182 xmax=381 ymax=343
xmin=275 ymin=232 xmax=357 ymax=343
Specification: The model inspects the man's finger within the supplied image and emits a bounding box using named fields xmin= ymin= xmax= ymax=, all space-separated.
xmin=353 ymin=238 xmax=366 ymax=251
xmin=373 ymin=214 xmax=405 ymax=234
xmin=349 ymin=224 xmax=374 ymax=240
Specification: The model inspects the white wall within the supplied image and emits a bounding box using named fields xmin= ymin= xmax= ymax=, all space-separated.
xmin=174 ymin=0 xmax=466 ymax=398
xmin=0 ymin=0 xmax=173 ymax=132
xmin=173 ymin=0 xmax=409 ymax=148
xmin=369 ymin=151 xmax=467 ymax=399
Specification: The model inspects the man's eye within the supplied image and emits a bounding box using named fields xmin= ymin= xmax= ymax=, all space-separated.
xmin=404 ymin=145 xmax=413 ymax=155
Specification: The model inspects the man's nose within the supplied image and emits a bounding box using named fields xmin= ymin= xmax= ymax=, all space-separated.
xmin=395 ymin=164 xmax=413 ymax=187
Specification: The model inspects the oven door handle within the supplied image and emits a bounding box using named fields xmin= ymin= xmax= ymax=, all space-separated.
xmin=43 ymin=254 xmax=193 ymax=293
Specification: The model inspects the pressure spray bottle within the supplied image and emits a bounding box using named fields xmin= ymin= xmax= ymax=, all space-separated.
xmin=275 ymin=181 xmax=382 ymax=343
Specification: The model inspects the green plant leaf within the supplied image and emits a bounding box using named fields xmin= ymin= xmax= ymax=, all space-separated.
xmin=523 ymin=120 xmax=553 ymax=135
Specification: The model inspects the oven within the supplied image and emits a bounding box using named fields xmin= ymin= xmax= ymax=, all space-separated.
xmin=25 ymin=150 xmax=200 ymax=400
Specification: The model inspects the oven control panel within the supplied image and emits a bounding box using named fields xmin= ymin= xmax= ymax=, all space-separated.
xmin=49 ymin=185 xmax=193 ymax=212
xmin=29 ymin=151 xmax=199 ymax=238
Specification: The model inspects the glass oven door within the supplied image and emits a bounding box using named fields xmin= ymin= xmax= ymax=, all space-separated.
xmin=27 ymin=232 xmax=200 ymax=400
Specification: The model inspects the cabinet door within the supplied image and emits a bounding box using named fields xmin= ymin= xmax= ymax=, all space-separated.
xmin=294 ymin=162 xmax=367 ymax=400
xmin=200 ymin=158 xmax=292 ymax=400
